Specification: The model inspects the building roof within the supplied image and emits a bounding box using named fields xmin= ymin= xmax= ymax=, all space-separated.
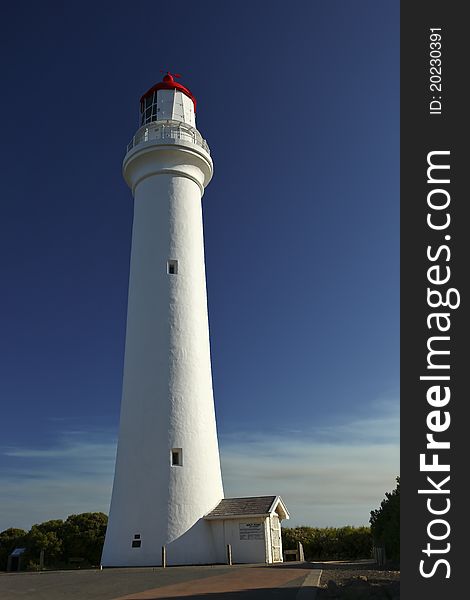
xmin=140 ymin=72 xmax=197 ymax=111
xmin=204 ymin=496 xmax=289 ymax=520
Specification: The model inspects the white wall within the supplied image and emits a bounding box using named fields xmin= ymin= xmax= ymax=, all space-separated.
xmin=101 ymin=115 xmax=222 ymax=567
xmin=156 ymin=90 xmax=195 ymax=127
xmin=209 ymin=518 xmax=270 ymax=564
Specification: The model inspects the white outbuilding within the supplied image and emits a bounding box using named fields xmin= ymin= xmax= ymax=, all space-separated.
xmin=205 ymin=496 xmax=290 ymax=564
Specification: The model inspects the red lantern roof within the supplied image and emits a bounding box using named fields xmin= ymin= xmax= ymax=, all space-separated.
xmin=140 ymin=72 xmax=197 ymax=112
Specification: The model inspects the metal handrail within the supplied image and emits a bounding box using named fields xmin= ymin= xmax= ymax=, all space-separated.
xmin=126 ymin=121 xmax=210 ymax=154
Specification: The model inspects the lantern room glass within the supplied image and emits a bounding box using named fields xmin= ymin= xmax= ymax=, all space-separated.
xmin=141 ymin=92 xmax=158 ymax=125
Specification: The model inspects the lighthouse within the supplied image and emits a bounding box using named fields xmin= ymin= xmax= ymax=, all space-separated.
xmin=101 ymin=73 xmax=224 ymax=566
xmin=102 ymin=74 xmax=290 ymax=567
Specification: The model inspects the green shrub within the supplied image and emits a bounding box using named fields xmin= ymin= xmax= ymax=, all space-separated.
xmin=61 ymin=513 xmax=108 ymax=566
xmin=23 ymin=519 xmax=64 ymax=568
xmin=370 ymin=477 xmax=400 ymax=562
xmin=1 ymin=513 xmax=108 ymax=571
xmin=282 ymin=525 xmax=372 ymax=560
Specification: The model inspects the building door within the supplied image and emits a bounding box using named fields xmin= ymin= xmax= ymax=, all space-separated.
xmin=270 ymin=515 xmax=282 ymax=562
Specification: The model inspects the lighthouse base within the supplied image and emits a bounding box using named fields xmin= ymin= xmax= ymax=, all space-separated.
xmin=101 ymin=496 xmax=290 ymax=567
xmin=101 ymin=518 xmax=218 ymax=567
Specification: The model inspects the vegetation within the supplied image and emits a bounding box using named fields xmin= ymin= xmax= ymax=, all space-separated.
xmin=369 ymin=477 xmax=400 ymax=562
xmin=0 ymin=513 xmax=107 ymax=571
xmin=2 ymin=495 xmax=399 ymax=570
xmin=282 ymin=526 xmax=372 ymax=561
xmin=0 ymin=528 xmax=28 ymax=571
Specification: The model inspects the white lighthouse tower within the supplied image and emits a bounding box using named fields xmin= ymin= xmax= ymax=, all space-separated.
xmin=101 ymin=73 xmax=224 ymax=567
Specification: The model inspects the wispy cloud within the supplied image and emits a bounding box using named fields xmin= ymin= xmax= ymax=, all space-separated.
xmin=220 ymin=397 xmax=399 ymax=526
xmin=0 ymin=398 xmax=398 ymax=531
xmin=0 ymin=431 xmax=117 ymax=531
xmin=3 ymin=437 xmax=116 ymax=463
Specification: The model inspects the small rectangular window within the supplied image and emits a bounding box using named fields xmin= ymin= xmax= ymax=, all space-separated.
xmin=132 ymin=540 xmax=141 ymax=548
xmin=167 ymin=259 xmax=178 ymax=275
xmin=171 ymin=448 xmax=183 ymax=466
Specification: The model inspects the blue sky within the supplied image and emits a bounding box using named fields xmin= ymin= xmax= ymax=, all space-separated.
xmin=0 ymin=1 xmax=399 ymax=531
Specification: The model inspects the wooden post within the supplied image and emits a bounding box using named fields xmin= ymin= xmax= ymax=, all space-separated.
xmin=161 ymin=545 xmax=167 ymax=568
xmin=226 ymin=544 xmax=232 ymax=566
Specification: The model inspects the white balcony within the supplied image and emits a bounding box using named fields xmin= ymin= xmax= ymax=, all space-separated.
xmin=126 ymin=121 xmax=210 ymax=155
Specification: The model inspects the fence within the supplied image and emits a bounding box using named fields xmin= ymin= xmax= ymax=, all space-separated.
xmin=127 ymin=121 xmax=210 ymax=154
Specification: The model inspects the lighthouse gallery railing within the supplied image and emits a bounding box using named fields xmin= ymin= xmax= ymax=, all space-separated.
xmin=126 ymin=121 xmax=210 ymax=155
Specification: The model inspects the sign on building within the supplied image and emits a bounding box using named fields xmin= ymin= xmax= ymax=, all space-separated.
xmin=239 ymin=523 xmax=264 ymax=540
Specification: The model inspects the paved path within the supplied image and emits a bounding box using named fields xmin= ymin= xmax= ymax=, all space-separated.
xmin=0 ymin=564 xmax=322 ymax=600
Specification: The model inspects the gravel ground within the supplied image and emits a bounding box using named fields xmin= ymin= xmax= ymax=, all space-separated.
xmin=312 ymin=560 xmax=400 ymax=598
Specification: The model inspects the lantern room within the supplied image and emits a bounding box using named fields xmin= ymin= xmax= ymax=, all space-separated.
xmin=139 ymin=72 xmax=196 ymax=128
